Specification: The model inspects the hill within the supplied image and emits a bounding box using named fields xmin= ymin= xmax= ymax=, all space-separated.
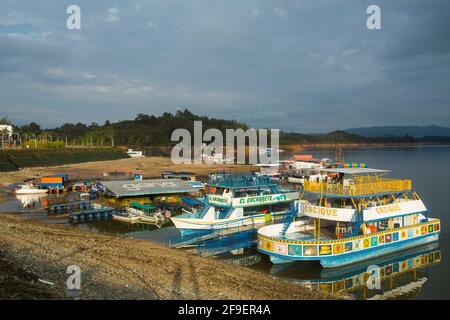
xmin=8 ymin=110 xmax=450 ymax=148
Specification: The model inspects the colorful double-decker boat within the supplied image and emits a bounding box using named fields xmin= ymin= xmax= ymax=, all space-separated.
xmin=257 ymin=167 xmax=441 ymax=268
xmin=171 ymin=174 xmax=299 ymax=235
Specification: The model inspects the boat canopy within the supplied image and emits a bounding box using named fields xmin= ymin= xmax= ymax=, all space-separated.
xmin=129 ymin=202 xmax=157 ymax=211
xmin=321 ymin=168 xmax=390 ymax=175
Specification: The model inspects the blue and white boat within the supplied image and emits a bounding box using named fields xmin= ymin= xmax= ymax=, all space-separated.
xmin=257 ymin=167 xmax=441 ymax=268
xmin=171 ymin=174 xmax=299 ymax=235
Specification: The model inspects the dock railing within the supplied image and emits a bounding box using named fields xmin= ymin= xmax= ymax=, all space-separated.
xmin=304 ymin=178 xmax=412 ymax=196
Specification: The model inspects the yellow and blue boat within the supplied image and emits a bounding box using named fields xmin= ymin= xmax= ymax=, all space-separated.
xmin=272 ymin=242 xmax=441 ymax=299
xmin=257 ymin=167 xmax=441 ymax=267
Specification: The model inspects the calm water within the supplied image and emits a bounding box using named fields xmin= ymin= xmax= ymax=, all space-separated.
xmin=272 ymin=146 xmax=450 ymax=299
xmin=1 ymin=146 xmax=449 ymax=299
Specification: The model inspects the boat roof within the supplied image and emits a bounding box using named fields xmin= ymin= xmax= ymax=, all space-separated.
xmin=129 ymin=202 xmax=157 ymax=210
xmin=293 ymin=155 xmax=314 ymax=161
xmin=322 ymin=168 xmax=390 ymax=175
xmin=181 ymin=197 xmax=202 ymax=206
xmin=100 ymin=179 xmax=197 ymax=197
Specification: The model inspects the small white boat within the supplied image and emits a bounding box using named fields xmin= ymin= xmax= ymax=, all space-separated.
xmin=112 ymin=210 xmax=141 ymax=223
xmin=15 ymin=183 xmax=48 ymax=195
xmin=139 ymin=214 xmax=165 ymax=224
xmin=125 ymin=204 xmax=170 ymax=224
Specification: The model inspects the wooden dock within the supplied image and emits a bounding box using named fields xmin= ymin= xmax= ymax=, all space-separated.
xmin=70 ymin=207 xmax=117 ymax=221
xmin=47 ymin=201 xmax=91 ymax=213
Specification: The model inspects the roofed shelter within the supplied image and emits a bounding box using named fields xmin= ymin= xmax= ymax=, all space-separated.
xmin=100 ymin=178 xmax=199 ymax=205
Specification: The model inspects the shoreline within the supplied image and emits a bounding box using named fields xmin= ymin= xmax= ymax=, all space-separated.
xmin=0 ymin=156 xmax=256 ymax=185
xmin=0 ymin=214 xmax=334 ymax=300
xmin=281 ymin=142 xmax=450 ymax=151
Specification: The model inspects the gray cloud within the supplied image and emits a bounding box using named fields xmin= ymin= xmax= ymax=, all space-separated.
xmin=0 ymin=0 xmax=449 ymax=132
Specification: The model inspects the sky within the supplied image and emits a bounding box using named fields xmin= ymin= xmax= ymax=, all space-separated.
xmin=0 ymin=0 xmax=449 ymax=133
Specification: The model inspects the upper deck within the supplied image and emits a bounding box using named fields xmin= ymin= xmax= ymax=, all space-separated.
xmin=304 ymin=168 xmax=412 ymax=198
xmin=209 ymin=174 xmax=275 ymax=189
xmin=207 ymin=174 xmax=299 ymax=207
xmin=304 ymin=178 xmax=412 ymax=197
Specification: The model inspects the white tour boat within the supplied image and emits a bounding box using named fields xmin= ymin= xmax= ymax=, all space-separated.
xmin=171 ymin=174 xmax=300 ymax=235
xmin=15 ymin=183 xmax=48 ymax=195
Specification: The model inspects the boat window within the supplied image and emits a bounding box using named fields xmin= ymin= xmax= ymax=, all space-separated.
xmin=214 ymin=187 xmax=225 ymax=195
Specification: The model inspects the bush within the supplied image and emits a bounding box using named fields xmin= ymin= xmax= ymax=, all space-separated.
xmin=0 ymin=148 xmax=129 ymax=172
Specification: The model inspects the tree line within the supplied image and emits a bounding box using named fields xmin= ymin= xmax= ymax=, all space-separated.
xmin=2 ymin=111 xmax=449 ymax=147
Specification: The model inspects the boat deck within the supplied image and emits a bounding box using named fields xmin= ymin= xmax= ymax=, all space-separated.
xmin=280 ymin=227 xmax=337 ymax=242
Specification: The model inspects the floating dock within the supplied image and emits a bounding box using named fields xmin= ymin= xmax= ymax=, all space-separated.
xmin=70 ymin=207 xmax=117 ymax=221
xmin=47 ymin=201 xmax=91 ymax=213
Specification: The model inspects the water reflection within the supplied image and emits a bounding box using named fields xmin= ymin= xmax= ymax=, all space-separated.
xmin=270 ymin=243 xmax=441 ymax=300
xmin=16 ymin=194 xmax=47 ymax=209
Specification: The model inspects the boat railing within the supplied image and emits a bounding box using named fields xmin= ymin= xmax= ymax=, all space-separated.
xmin=208 ymin=175 xmax=273 ymax=188
xmin=304 ymin=178 xmax=412 ymax=196
xmin=258 ymin=218 xmax=439 ymax=245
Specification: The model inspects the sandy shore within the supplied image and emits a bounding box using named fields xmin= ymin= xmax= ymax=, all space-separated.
xmin=0 ymin=214 xmax=333 ymax=300
xmin=0 ymin=156 xmax=256 ymax=185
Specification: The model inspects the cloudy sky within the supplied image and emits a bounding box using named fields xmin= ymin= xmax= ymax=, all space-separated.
xmin=0 ymin=0 xmax=449 ymax=132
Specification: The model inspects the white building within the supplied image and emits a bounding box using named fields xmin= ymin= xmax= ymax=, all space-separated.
xmin=127 ymin=149 xmax=144 ymax=158
xmin=0 ymin=125 xmax=12 ymax=137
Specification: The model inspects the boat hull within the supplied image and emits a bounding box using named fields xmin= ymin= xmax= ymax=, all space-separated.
xmin=258 ymin=219 xmax=441 ymax=268
xmin=15 ymin=189 xmax=48 ymax=195
xmin=265 ymin=233 xmax=439 ymax=267
xmin=139 ymin=216 xmax=162 ymax=223
xmin=112 ymin=214 xmax=140 ymax=223
xmin=171 ymin=212 xmax=286 ymax=232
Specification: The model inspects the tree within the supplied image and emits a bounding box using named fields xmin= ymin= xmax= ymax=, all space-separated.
xmin=0 ymin=116 xmax=11 ymax=125
xmin=20 ymin=122 xmax=41 ymax=135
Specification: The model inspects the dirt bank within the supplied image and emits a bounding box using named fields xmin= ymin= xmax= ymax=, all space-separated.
xmin=0 ymin=156 xmax=256 ymax=185
xmin=0 ymin=214 xmax=333 ymax=300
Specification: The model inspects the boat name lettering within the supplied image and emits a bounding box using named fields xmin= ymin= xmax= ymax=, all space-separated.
xmin=305 ymin=205 xmax=337 ymax=216
xmin=239 ymin=194 xmax=287 ymax=205
xmin=375 ymin=204 xmax=401 ymax=214
xmin=208 ymin=195 xmax=229 ymax=203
